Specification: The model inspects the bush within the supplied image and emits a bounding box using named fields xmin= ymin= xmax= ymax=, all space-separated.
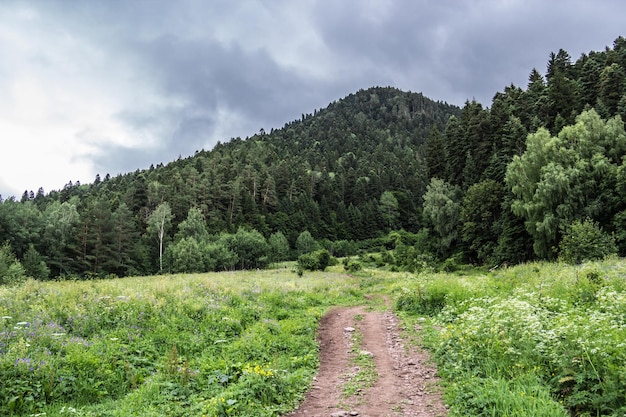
xmin=205 ymin=241 xmax=238 ymax=271
xmin=396 ymin=286 xmax=448 ymax=316
xmin=0 ymin=242 xmax=26 ymax=286
xmin=297 ymin=249 xmax=331 ymax=271
xmin=439 ymin=253 xmax=464 ymax=273
xmin=559 ymin=218 xmax=617 ymax=264
xmin=343 ymin=258 xmax=362 ymax=272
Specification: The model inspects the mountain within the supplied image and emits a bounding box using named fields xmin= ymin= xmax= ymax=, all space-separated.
xmin=63 ymin=86 xmax=461 ymax=241
xmin=2 ymin=36 xmax=626 ymax=279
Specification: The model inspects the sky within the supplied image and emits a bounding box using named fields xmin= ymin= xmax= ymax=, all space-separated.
xmin=1 ymin=0 xmax=625 ymax=199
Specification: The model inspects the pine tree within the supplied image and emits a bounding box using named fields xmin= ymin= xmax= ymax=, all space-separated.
xmin=425 ymin=127 xmax=446 ymax=179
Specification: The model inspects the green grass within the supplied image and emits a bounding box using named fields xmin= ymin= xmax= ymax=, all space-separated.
xmin=396 ymin=259 xmax=626 ymax=417
xmin=342 ymin=316 xmax=378 ymax=400
xmin=0 ymin=266 xmax=370 ymax=416
xmin=4 ymin=259 xmax=626 ymax=416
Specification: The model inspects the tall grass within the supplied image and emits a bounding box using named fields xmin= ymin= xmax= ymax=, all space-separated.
xmin=5 ymin=259 xmax=626 ymax=416
xmin=0 ymin=267 xmax=367 ymax=416
xmin=396 ymin=259 xmax=626 ymax=416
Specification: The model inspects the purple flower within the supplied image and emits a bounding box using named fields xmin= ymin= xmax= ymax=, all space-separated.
xmin=14 ymin=357 xmax=32 ymax=366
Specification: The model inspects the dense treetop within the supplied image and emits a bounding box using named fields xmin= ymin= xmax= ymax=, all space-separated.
xmin=2 ymin=37 xmax=626 ymax=279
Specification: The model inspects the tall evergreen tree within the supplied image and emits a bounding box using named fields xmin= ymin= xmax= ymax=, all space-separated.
xmin=111 ymin=203 xmax=139 ymax=276
xmin=425 ymin=127 xmax=446 ymax=179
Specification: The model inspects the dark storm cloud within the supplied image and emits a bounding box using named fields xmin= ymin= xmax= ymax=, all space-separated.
xmin=135 ymin=36 xmax=309 ymax=123
xmin=88 ymin=35 xmax=336 ymax=176
xmin=3 ymin=0 xmax=626 ymax=195
xmin=310 ymin=0 xmax=626 ymax=105
xmin=38 ymin=0 xmax=349 ymax=174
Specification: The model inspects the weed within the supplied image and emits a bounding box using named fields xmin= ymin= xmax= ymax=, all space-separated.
xmin=405 ymin=260 xmax=626 ymax=416
xmin=342 ymin=317 xmax=377 ymax=398
xmin=0 ymin=269 xmax=363 ymax=416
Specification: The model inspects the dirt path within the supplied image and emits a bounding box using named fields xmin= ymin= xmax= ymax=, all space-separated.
xmin=284 ymin=302 xmax=448 ymax=417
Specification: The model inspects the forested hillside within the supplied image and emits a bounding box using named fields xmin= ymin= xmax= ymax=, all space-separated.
xmin=1 ymin=37 xmax=626 ymax=280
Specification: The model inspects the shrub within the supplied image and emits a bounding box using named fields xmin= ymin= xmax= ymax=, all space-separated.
xmin=297 ymin=253 xmax=318 ymax=271
xmin=343 ymin=259 xmax=362 ymax=272
xmin=0 ymin=242 xmax=26 ymax=286
xmin=297 ymin=249 xmax=331 ymax=271
xmin=396 ymin=286 xmax=448 ymax=316
xmin=559 ymin=218 xmax=617 ymax=264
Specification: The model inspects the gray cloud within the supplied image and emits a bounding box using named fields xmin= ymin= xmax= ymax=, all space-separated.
xmin=1 ymin=0 xmax=625 ymax=195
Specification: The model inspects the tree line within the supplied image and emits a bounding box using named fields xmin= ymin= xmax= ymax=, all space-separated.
xmin=1 ymin=36 xmax=626 ymax=281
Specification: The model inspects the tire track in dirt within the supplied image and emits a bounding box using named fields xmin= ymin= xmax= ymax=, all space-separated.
xmin=284 ymin=303 xmax=448 ymax=417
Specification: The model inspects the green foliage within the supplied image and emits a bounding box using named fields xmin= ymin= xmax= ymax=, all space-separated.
xmin=295 ymin=231 xmax=319 ymax=256
xmin=204 ymin=240 xmax=239 ymax=271
xmin=398 ymin=260 xmax=626 ymax=417
xmin=5 ymin=38 xmax=626 ymax=277
xmin=0 ymin=242 xmax=26 ymax=286
xmin=379 ymin=191 xmax=399 ymax=230
xmin=22 ymin=244 xmax=49 ymax=280
xmin=166 ymin=237 xmax=205 ymax=273
xmin=229 ymin=227 xmax=270 ymax=270
xmin=268 ymin=231 xmax=290 ymax=263
xmin=327 ymin=239 xmax=358 ymax=258
xmin=558 ymin=218 xmax=617 ymax=264
xmin=446 ymin=374 xmax=568 ymax=417
xmin=422 ymin=178 xmax=462 ymax=258
xmin=342 ymin=258 xmax=362 ymax=272
xmin=461 ymin=180 xmax=505 ymax=264
xmin=175 ymin=207 xmax=208 ymax=242
xmin=390 ymin=229 xmax=437 ymax=272
xmin=297 ymin=249 xmax=331 ymax=272
xmin=0 ymin=268 xmax=364 ymax=416
xmin=395 ymin=273 xmax=480 ymax=315
xmin=506 ymin=110 xmax=626 ymax=259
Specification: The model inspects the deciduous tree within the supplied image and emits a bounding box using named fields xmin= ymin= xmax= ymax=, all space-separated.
xmin=147 ymin=202 xmax=173 ymax=272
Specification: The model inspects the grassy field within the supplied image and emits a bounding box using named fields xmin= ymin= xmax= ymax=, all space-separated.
xmin=0 ymin=265 xmax=378 ymax=416
xmin=394 ymin=259 xmax=626 ymax=416
xmin=2 ymin=259 xmax=626 ymax=416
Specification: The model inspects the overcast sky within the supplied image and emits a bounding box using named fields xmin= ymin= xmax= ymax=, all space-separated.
xmin=1 ymin=0 xmax=624 ymax=198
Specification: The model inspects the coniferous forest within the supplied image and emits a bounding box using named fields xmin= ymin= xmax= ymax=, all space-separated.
xmin=2 ymin=37 xmax=626 ymax=281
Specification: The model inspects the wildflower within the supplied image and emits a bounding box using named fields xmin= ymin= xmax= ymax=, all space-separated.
xmin=242 ymin=362 xmax=274 ymax=377
xmin=14 ymin=357 xmax=32 ymax=366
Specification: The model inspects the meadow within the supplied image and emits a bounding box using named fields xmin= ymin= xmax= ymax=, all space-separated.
xmin=395 ymin=259 xmax=626 ymax=416
xmin=0 ymin=266 xmax=372 ymax=417
xmin=2 ymin=259 xmax=626 ymax=416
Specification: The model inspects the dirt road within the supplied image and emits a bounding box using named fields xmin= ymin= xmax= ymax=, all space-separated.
xmin=284 ymin=304 xmax=448 ymax=417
